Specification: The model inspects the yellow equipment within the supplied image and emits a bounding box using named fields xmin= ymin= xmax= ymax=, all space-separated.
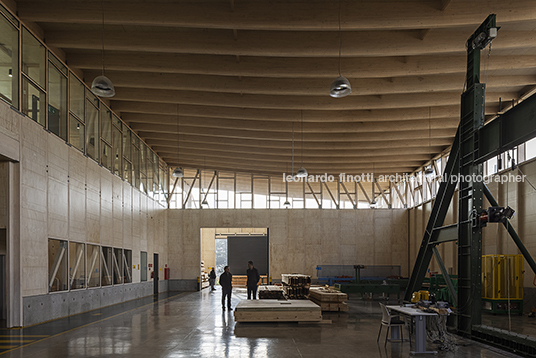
xmin=482 ymin=254 xmax=523 ymax=314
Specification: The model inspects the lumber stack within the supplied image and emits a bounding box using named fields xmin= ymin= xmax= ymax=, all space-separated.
xmin=234 ymin=299 xmax=322 ymax=322
xmin=281 ymin=274 xmax=311 ymax=299
xmin=308 ymin=287 xmax=349 ymax=312
xmin=232 ymin=275 xmax=268 ymax=288
xmin=258 ymin=285 xmax=286 ymax=299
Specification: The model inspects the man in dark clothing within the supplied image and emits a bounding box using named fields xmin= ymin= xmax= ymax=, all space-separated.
xmin=209 ymin=267 xmax=216 ymax=291
xmin=219 ymin=266 xmax=233 ymax=310
xmin=246 ymin=261 xmax=260 ymax=300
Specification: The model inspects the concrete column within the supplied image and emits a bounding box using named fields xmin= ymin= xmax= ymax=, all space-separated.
xmin=7 ymin=161 xmax=21 ymax=327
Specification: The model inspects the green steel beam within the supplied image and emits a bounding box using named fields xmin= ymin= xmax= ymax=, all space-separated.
xmin=432 ymin=246 xmax=458 ymax=307
xmin=403 ymin=129 xmax=460 ymax=301
xmin=477 ymin=94 xmax=536 ymax=163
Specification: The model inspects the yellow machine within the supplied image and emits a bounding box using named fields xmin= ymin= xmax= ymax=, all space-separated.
xmin=411 ymin=290 xmax=429 ymax=303
xmin=482 ymin=254 xmax=524 ymax=314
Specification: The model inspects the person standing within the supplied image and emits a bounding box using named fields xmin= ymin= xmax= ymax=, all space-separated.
xmin=219 ymin=266 xmax=233 ymax=310
xmin=209 ymin=267 xmax=216 ymax=291
xmin=246 ymin=261 xmax=260 ymax=300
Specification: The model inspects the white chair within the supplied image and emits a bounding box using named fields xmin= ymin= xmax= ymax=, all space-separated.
xmin=377 ymin=303 xmax=408 ymax=346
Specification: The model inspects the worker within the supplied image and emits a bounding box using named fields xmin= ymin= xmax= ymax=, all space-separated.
xmin=219 ymin=266 xmax=233 ymax=311
xmin=209 ymin=267 xmax=216 ymax=291
xmin=246 ymin=261 xmax=260 ymax=300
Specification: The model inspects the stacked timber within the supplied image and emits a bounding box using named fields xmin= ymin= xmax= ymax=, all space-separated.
xmin=201 ymin=261 xmax=209 ymax=289
xmin=308 ymin=287 xmax=349 ymax=312
xmin=234 ymin=299 xmax=322 ymax=322
xmin=258 ymin=285 xmax=286 ymax=299
xmin=232 ymin=275 xmax=268 ymax=288
xmin=282 ymin=274 xmax=311 ymax=299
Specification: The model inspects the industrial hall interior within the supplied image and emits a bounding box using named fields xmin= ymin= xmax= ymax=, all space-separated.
xmin=3 ymin=0 xmax=536 ymax=357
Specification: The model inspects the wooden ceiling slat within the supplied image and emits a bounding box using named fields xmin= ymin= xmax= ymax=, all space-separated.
xmin=45 ymin=28 xmax=536 ymax=57
xmin=67 ymin=52 xmax=536 ymax=78
xmin=84 ymin=70 xmax=535 ymax=96
xmin=17 ymin=0 xmax=536 ymax=31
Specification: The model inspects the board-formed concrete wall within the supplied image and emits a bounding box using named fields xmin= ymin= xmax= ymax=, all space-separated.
xmin=0 ymin=102 xmax=168 ymax=326
xmin=168 ymin=209 xmax=409 ymax=290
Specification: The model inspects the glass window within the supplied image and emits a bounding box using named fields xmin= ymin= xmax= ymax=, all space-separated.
xmin=123 ymin=159 xmax=132 ymax=185
xmin=141 ymin=251 xmax=147 ymax=282
xmin=49 ymin=53 xmax=67 ymax=75
xmin=86 ymin=244 xmax=101 ymax=288
xmin=123 ymin=128 xmax=131 ymax=160
xmin=69 ymin=114 xmax=85 ymax=153
xmin=22 ymin=27 xmax=46 ymax=89
xmin=0 ymin=14 xmax=18 ymax=107
xmin=86 ymin=88 xmax=99 ymax=108
xmin=0 ymin=4 xmax=19 ymax=26
xmin=69 ymin=242 xmax=85 ymax=290
xmin=86 ymin=100 xmax=99 ymax=161
xmin=22 ymin=77 xmax=46 ymax=126
xmin=133 ymin=144 xmax=140 ymax=189
xmin=101 ymin=108 xmax=112 ymax=145
xmin=101 ymin=141 xmax=112 ymax=172
xmin=48 ymin=239 xmax=68 ymax=292
xmin=113 ymin=248 xmax=123 ymax=284
xmin=113 ymin=125 xmax=122 ymax=177
xmin=526 ymin=137 xmax=536 ymax=161
xmin=48 ymin=62 xmax=68 ymax=140
xmin=101 ymin=246 xmax=113 ymax=286
xmin=123 ymin=249 xmax=132 ymax=284
xmin=69 ymin=73 xmax=85 ymax=122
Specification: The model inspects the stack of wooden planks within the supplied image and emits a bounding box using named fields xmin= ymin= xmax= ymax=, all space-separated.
xmin=308 ymin=287 xmax=349 ymax=312
xmin=281 ymin=274 xmax=311 ymax=299
xmin=232 ymin=275 xmax=267 ymax=288
xmin=234 ymin=299 xmax=322 ymax=322
xmin=258 ymin=285 xmax=286 ymax=299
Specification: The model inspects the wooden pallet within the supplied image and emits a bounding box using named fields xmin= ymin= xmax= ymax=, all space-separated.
xmin=308 ymin=287 xmax=348 ymax=303
xmin=258 ymin=285 xmax=286 ymax=299
xmin=234 ymin=299 xmax=322 ymax=322
xmin=309 ymin=298 xmax=349 ymax=312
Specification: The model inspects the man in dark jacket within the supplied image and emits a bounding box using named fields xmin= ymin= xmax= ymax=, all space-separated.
xmin=246 ymin=261 xmax=260 ymax=299
xmin=209 ymin=267 xmax=216 ymax=291
xmin=219 ymin=266 xmax=233 ymax=310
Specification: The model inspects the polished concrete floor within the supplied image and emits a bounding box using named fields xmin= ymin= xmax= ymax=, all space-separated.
xmin=0 ymin=288 xmax=524 ymax=357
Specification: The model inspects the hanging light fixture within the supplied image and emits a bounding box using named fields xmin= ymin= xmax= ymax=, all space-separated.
xmin=370 ymin=163 xmax=377 ymax=208
xmin=296 ymin=111 xmax=308 ymax=178
xmin=172 ymin=104 xmax=184 ymax=178
xmin=329 ymin=0 xmax=351 ymax=98
xmin=8 ymin=69 xmax=12 ymax=78
xmin=91 ymin=0 xmax=115 ymax=97
xmin=424 ymin=107 xmax=434 ymax=177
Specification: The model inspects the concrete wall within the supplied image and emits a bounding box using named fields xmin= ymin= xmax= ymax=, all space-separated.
xmin=0 ymin=101 xmax=168 ymax=326
xmin=169 ymin=209 xmax=409 ymax=290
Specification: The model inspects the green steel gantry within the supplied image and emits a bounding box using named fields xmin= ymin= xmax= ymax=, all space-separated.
xmin=405 ymin=14 xmax=536 ymax=352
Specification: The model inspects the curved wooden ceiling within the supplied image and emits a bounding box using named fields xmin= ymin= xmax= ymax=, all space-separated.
xmin=14 ymin=0 xmax=536 ymax=176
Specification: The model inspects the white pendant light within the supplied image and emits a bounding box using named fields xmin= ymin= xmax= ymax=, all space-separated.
xmin=172 ymin=168 xmax=184 ymax=178
xmin=329 ymin=0 xmax=351 ymax=98
xmin=296 ymin=167 xmax=308 ymax=178
xmin=91 ymin=1 xmax=115 ymax=98
xmin=172 ymin=104 xmax=183 ymax=177
xmin=424 ymin=107 xmax=434 ymax=177
xmin=91 ymin=75 xmax=115 ymax=97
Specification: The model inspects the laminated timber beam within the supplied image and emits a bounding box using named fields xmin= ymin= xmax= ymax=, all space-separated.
xmin=111 ymin=88 xmax=517 ymax=111
xmin=67 ymin=52 xmax=536 ymax=79
xmin=45 ymin=29 xmax=536 ymax=58
xmin=17 ymin=0 xmax=536 ymax=30
xmin=84 ymin=70 xmax=534 ymax=97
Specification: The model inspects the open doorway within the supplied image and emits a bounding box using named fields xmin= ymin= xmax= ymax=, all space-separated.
xmin=201 ymin=228 xmax=269 ymax=289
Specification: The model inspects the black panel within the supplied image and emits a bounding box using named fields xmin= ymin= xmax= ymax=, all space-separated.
xmin=227 ymin=236 xmax=268 ymax=276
